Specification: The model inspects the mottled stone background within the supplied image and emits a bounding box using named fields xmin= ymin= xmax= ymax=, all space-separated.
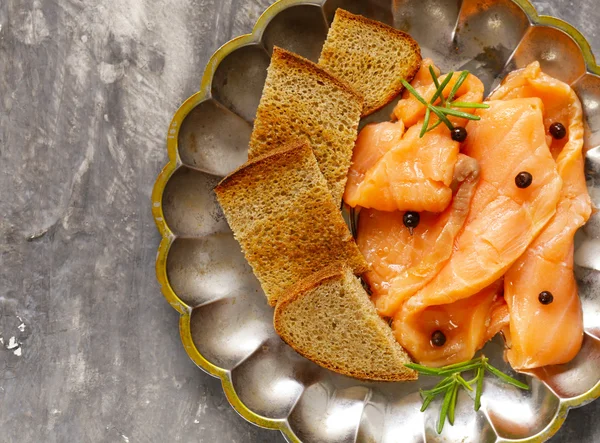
xmin=0 ymin=1 xmax=599 ymax=442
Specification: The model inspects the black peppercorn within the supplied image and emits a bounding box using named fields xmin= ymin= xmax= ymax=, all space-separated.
xmin=403 ymin=211 xmax=420 ymax=229
xmin=515 ymin=171 xmax=533 ymax=189
xmin=451 ymin=126 xmax=468 ymax=142
xmin=549 ymin=122 xmax=566 ymax=140
xmin=539 ymin=291 xmax=554 ymax=305
xmin=431 ymin=330 xmax=446 ymax=347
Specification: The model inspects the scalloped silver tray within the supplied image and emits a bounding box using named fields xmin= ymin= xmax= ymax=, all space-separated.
xmin=152 ymin=1 xmax=600 ymax=441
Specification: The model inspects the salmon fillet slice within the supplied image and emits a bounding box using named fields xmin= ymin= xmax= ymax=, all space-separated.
xmin=344 ymin=60 xmax=484 ymax=213
xmin=344 ymin=122 xmax=458 ymax=212
xmin=393 ymin=280 xmax=505 ymax=367
xmin=358 ymin=154 xmax=480 ymax=317
xmin=393 ymin=98 xmax=563 ymax=366
xmin=490 ymin=62 xmax=591 ymax=369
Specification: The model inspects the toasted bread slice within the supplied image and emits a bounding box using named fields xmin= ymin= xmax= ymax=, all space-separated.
xmin=274 ymin=265 xmax=417 ymax=381
xmin=249 ymin=47 xmax=363 ymax=204
xmin=318 ymin=9 xmax=421 ymax=116
xmin=214 ymin=142 xmax=368 ymax=306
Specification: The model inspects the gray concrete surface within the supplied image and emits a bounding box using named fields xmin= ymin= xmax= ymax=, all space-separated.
xmin=0 ymin=0 xmax=599 ymax=442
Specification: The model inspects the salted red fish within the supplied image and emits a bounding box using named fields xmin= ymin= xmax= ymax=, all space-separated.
xmin=392 ymin=281 xmax=505 ymax=366
xmin=344 ymin=122 xmax=459 ymax=212
xmin=392 ymin=98 xmax=563 ymax=366
xmin=349 ymin=59 xmax=588 ymax=369
xmin=344 ymin=59 xmax=484 ymax=213
xmin=358 ymin=154 xmax=480 ymax=317
xmin=489 ymin=62 xmax=591 ymax=369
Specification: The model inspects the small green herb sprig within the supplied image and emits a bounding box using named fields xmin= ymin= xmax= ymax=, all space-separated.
xmin=405 ymin=355 xmax=529 ymax=433
xmin=400 ymin=67 xmax=490 ymax=138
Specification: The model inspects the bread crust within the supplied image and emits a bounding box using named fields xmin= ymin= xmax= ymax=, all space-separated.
xmin=215 ymin=143 xmax=368 ymax=306
xmin=319 ymin=8 xmax=422 ymax=116
xmin=215 ymin=141 xmax=309 ymax=194
xmin=273 ymin=47 xmax=364 ymax=105
xmin=249 ymin=46 xmax=363 ymax=204
xmin=274 ymin=265 xmax=417 ymax=381
xmin=218 ymin=13 xmax=424 ymax=380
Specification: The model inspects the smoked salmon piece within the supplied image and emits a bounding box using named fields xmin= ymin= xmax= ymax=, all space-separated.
xmin=344 ymin=122 xmax=458 ymax=212
xmin=350 ymin=60 xmax=588 ymax=370
xmin=344 ymin=59 xmax=484 ymax=213
xmin=392 ymin=98 xmax=563 ymax=366
xmin=358 ymin=154 xmax=480 ymax=317
xmin=490 ymin=62 xmax=591 ymax=369
xmin=392 ymin=280 xmax=505 ymax=367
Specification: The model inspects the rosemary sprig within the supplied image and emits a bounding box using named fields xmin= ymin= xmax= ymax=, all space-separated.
xmin=428 ymin=66 xmax=445 ymax=106
xmin=401 ymin=69 xmax=490 ymax=137
xmin=405 ymin=355 xmax=529 ymax=434
xmin=420 ymin=108 xmax=431 ymax=138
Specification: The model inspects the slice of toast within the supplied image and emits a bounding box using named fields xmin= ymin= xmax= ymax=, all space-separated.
xmin=318 ymin=9 xmax=421 ymax=117
xmin=274 ymin=265 xmax=417 ymax=381
xmin=249 ymin=47 xmax=363 ymax=204
xmin=214 ymin=142 xmax=368 ymax=306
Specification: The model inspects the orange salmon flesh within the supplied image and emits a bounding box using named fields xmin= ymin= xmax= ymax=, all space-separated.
xmin=346 ymin=60 xmax=590 ymax=369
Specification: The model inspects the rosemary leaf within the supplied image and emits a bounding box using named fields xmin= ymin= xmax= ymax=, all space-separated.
xmin=421 ymin=378 xmax=455 ymax=397
xmin=485 ymin=364 xmax=529 ymax=390
xmin=421 ymin=394 xmax=435 ymax=412
xmin=447 ymin=70 xmax=469 ymax=103
xmin=425 ymin=118 xmax=443 ymax=133
xmin=448 ymin=383 xmax=459 ymax=425
xmin=430 ymin=72 xmax=454 ymax=105
xmin=429 ymin=65 xmax=441 ymax=87
xmin=420 ymin=108 xmax=431 ymax=138
xmin=401 ymin=79 xmax=429 ymax=106
xmin=437 ymin=107 xmax=481 ymax=120
xmin=437 ymin=384 xmax=454 ymax=433
xmin=429 ymin=66 xmax=445 ymax=106
xmin=432 ymin=376 xmax=456 ymax=390
xmin=404 ymin=363 xmax=443 ymax=376
xmin=457 ymin=374 xmax=473 ymax=392
xmin=474 ymin=365 xmax=484 ymax=411
xmin=438 ymin=361 xmax=482 ymax=376
xmin=451 ymin=101 xmax=490 ymax=109
xmin=437 ymin=357 xmax=482 ymax=372
xmin=428 ymin=106 xmax=455 ymax=130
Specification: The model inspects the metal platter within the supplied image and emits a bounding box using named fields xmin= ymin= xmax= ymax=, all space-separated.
xmin=152 ymin=0 xmax=600 ymax=441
